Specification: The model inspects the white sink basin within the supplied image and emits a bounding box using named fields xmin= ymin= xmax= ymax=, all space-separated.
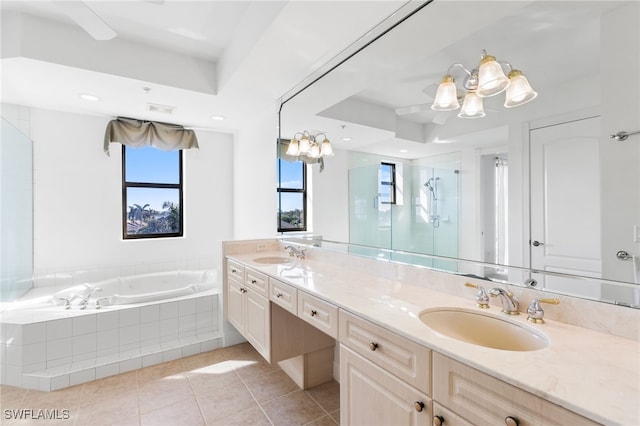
xmin=253 ymin=256 xmax=293 ymax=265
xmin=419 ymin=308 xmax=548 ymax=351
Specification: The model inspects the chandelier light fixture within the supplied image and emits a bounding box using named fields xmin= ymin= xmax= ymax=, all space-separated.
xmin=431 ymin=49 xmax=537 ymax=119
xmin=286 ymin=131 xmax=334 ymax=158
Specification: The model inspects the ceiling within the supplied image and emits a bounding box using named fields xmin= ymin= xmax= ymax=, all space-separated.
xmin=279 ymin=1 xmax=627 ymax=159
xmin=0 ymin=0 xmax=406 ymax=133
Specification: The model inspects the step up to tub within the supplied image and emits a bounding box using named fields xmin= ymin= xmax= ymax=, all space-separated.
xmin=21 ymin=333 xmax=223 ymax=391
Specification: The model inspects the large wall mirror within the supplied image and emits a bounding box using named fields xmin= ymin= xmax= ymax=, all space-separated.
xmin=279 ymin=0 xmax=640 ymax=308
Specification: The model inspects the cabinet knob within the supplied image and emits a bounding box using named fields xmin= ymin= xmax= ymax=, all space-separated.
xmin=251 ymin=279 xmax=257 ymax=284
xmin=231 ymin=268 xmax=237 ymax=273
xmin=505 ymin=416 xmax=519 ymax=426
xmin=369 ymin=342 xmax=379 ymax=351
xmin=276 ymin=292 xmax=283 ymax=298
xmin=311 ymin=310 xmax=317 ymax=317
xmin=414 ymin=401 xmax=425 ymax=412
xmin=433 ymin=415 xmax=445 ymax=426
xmin=240 ymin=288 xmax=247 ymax=293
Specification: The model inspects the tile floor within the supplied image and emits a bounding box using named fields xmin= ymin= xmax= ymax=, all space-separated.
xmin=0 ymin=343 xmax=340 ymax=426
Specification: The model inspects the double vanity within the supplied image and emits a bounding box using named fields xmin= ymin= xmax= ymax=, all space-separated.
xmin=223 ymin=240 xmax=639 ymax=426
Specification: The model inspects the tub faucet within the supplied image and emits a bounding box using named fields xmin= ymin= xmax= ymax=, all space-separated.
xmin=79 ymin=287 xmax=103 ymax=310
xmin=58 ymin=297 xmax=72 ymax=309
xmin=489 ymin=287 xmax=519 ymax=315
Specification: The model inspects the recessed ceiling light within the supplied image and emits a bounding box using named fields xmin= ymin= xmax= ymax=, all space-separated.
xmin=400 ymin=149 xmax=408 ymax=153
xmin=211 ymin=115 xmax=225 ymax=121
xmin=79 ymin=93 xmax=100 ymax=102
xmin=342 ymin=137 xmax=352 ymax=142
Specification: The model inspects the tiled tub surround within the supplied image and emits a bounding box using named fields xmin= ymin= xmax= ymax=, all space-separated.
xmin=0 ymin=271 xmax=223 ymax=391
xmin=224 ymin=240 xmax=640 ymax=426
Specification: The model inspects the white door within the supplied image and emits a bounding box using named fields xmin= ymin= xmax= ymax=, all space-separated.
xmin=530 ymin=116 xmax=602 ymax=297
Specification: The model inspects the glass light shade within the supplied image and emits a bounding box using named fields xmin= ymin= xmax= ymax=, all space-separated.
xmin=298 ymin=134 xmax=311 ymax=154
xmin=286 ymin=138 xmax=299 ymax=156
xmin=320 ymin=139 xmax=334 ymax=157
xmin=477 ymin=55 xmax=509 ymax=97
xmin=504 ymin=70 xmax=538 ymax=108
xmin=457 ymin=92 xmax=486 ymax=118
xmin=308 ymin=142 xmax=320 ymax=158
xmin=431 ymin=75 xmax=460 ymax=111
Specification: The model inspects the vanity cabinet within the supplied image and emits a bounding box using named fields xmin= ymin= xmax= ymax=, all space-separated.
xmin=341 ymin=345 xmax=432 ymax=426
xmin=226 ymin=262 xmax=271 ymax=360
xmin=432 ymin=353 xmax=600 ymax=426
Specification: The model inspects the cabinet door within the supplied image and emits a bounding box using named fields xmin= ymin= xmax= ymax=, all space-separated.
xmin=227 ymin=278 xmax=246 ymax=334
xmin=245 ymin=290 xmax=271 ymax=362
xmin=341 ymin=345 xmax=431 ymax=426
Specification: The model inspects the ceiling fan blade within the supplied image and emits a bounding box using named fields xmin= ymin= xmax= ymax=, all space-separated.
xmin=395 ymin=103 xmax=432 ymax=116
xmin=54 ymin=1 xmax=117 ymax=40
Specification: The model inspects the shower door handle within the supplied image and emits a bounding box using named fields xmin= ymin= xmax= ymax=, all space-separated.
xmin=531 ymin=240 xmax=544 ymax=247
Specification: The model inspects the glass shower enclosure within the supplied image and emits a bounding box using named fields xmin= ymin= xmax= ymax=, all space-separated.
xmin=1 ymin=117 xmax=33 ymax=302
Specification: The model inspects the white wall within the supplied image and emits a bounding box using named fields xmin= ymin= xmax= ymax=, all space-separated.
xmin=232 ymin=110 xmax=280 ymax=239
xmin=310 ymin=149 xmax=349 ymax=241
xmin=28 ymin=108 xmax=233 ymax=283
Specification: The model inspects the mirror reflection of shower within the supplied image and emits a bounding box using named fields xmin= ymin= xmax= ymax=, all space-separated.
xmin=424 ymin=177 xmax=440 ymax=227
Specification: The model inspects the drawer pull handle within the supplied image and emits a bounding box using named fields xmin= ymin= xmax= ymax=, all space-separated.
xmin=369 ymin=342 xmax=378 ymax=351
xmin=276 ymin=293 xmax=283 ymax=298
xmin=433 ymin=415 xmax=444 ymax=426
xmin=251 ymin=279 xmax=257 ymax=284
xmin=414 ymin=401 xmax=425 ymax=412
xmin=311 ymin=310 xmax=317 ymax=317
xmin=231 ymin=268 xmax=237 ymax=273
xmin=505 ymin=416 xmax=519 ymax=426
xmin=240 ymin=288 xmax=247 ymax=293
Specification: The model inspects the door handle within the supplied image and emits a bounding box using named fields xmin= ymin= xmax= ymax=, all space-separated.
xmin=531 ymin=240 xmax=544 ymax=247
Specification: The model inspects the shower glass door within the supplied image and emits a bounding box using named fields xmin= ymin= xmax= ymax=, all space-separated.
xmin=1 ymin=118 xmax=33 ymax=302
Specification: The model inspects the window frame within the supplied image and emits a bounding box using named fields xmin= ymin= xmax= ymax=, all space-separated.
xmin=380 ymin=162 xmax=397 ymax=205
xmin=121 ymin=145 xmax=184 ymax=240
xmin=277 ymin=141 xmax=307 ymax=232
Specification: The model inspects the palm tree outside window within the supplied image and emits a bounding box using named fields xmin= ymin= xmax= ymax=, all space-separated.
xmin=122 ymin=145 xmax=183 ymax=239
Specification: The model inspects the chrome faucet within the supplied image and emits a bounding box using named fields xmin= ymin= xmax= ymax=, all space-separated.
xmin=79 ymin=287 xmax=103 ymax=310
xmin=527 ymin=298 xmax=560 ymax=323
xmin=284 ymin=245 xmax=306 ymax=260
xmin=464 ymin=282 xmax=490 ymax=308
xmin=489 ymin=287 xmax=519 ymax=315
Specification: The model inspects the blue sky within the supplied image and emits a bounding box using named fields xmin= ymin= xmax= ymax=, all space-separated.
xmin=126 ymin=147 xmax=179 ymax=211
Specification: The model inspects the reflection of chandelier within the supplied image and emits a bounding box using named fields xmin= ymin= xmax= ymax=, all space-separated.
xmin=286 ymin=131 xmax=334 ymax=158
xmin=432 ymin=49 xmax=537 ymax=119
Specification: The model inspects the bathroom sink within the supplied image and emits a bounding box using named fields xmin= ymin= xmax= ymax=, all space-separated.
xmin=252 ymin=256 xmax=293 ymax=265
xmin=419 ymin=308 xmax=548 ymax=351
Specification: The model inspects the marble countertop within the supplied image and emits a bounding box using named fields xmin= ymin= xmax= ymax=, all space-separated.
xmin=227 ymin=251 xmax=640 ymax=426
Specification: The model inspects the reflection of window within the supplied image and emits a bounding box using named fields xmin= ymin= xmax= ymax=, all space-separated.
xmin=277 ymin=153 xmax=306 ymax=232
xmin=379 ymin=162 xmax=396 ymax=204
xmin=122 ymin=146 xmax=183 ymax=239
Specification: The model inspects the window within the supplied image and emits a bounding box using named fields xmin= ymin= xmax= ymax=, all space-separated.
xmin=277 ymin=148 xmax=306 ymax=232
xmin=379 ymin=162 xmax=396 ymax=204
xmin=122 ymin=145 xmax=183 ymax=239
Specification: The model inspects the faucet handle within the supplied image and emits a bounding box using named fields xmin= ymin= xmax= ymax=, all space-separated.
xmin=464 ymin=282 xmax=490 ymax=309
xmin=527 ymin=298 xmax=559 ymax=324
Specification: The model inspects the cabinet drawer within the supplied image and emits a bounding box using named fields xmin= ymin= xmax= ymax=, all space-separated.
xmin=432 ymin=402 xmax=472 ymax=426
xmin=433 ymin=353 xmax=600 ymax=426
xmin=226 ymin=258 xmax=244 ymax=281
xmin=270 ymin=278 xmax=298 ymax=315
xmin=245 ymin=267 xmax=269 ymax=297
xmin=339 ymin=309 xmax=431 ymax=395
xmin=298 ymin=291 xmax=338 ymax=338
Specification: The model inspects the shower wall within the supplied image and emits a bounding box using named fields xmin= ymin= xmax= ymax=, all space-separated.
xmin=348 ymin=152 xmax=459 ymax=266
xmin=1 ymin=116 xmax=33 ymax=301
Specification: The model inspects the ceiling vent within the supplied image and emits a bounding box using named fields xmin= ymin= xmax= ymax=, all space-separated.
xmin=146 ymin=103 xmax=175 ymax=114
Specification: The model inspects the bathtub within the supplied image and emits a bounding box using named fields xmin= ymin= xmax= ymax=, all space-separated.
xmin=0 ymin=270 xmax=223 ymax=391
xmin=49 ymin=269 xmax=216 ymax=308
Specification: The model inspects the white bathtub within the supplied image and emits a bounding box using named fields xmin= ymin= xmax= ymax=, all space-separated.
xmin=0 ymin=270 xmax=222 ymax=391
xmin=50 ymin=270 xmax=216 ymax=307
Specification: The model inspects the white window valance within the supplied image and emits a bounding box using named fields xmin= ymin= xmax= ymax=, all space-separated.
xmin=104 ymin=117 xmax=199 ymax=155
